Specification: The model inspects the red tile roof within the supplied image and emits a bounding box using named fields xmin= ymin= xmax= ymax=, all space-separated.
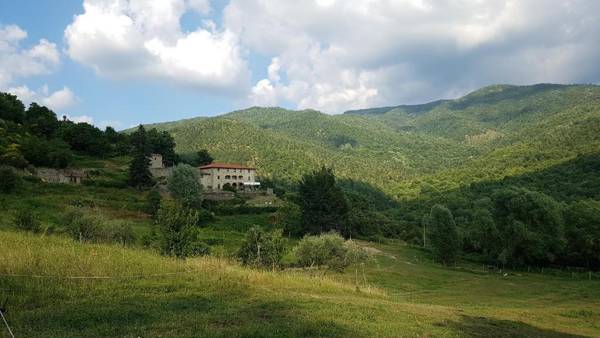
xmin=199 ymin=163 xmax=255 ymax=170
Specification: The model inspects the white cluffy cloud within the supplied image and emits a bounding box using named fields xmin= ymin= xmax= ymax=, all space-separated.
xmin=228 ymin=0 xmax=600 ymax=113
xmin=64 ymin=0 xmax=249 ymax=93
xmin=0 ymin=24 xmax=78 ymax=113
xmin=7 ymin=85 xmax=79 ymax=112
xmin=0 ymin=24 xmax=60 ymax=88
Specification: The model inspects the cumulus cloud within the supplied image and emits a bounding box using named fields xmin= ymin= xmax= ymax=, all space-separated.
xmin=64 ymin=0 xmax=249 ymax=93
xmin=227 ymin=0 xmax=600 ymax=113
xmin=7 ymin=85 xmax=79 ymax=112
xmin=0 ymin=24 xmax=60 ymax=88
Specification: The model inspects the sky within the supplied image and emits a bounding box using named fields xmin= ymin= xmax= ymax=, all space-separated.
xmin=1 ymin=0 xmax=599 ymax=129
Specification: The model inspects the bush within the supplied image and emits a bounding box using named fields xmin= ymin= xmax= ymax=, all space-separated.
xmin=188 ymin=241 xmax=211 ymax=256
xmin=0 ymin=166 xmax=21 ymax=193
xmin=64 ymin=208 xmax=101 ymax=242
xmin=294 ymin=232 xmax=368 ymax=272
xmin=107 ymin=222 xmax=136 ymax=246
xmin=237 ymin=225 xmax=286 ymax=269
xmin=157 ymin=202 xmax=200 ymax=258
xmin=13 ymin=209 xmax=41 ymax=233
xmin=63 ymin=208 xmax=136 ymax=245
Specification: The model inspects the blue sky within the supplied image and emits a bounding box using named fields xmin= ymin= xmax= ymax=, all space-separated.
xmin=1 ymin=0 xmax=599 ymax=129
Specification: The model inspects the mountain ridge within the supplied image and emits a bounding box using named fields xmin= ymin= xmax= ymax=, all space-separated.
xmin=146 ymin=83 xmax=600 ymax=201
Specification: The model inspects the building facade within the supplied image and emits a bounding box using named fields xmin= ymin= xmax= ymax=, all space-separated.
xmin=36 ymin=168 xmax=88 ymax=184
xmin=150 ymin=154 xmax=164 ymax=169
xmin=198 ymin=163 xmax=260 ymax=191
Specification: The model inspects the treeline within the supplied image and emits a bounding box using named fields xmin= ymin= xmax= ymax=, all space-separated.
xmin=393 ymin=154 xmax=600 ymax=269
xmin=0 ymin=92 xmax=177 ymax=170
xmin=419 ymin=187 xmax=600 ymax=270
xmin=273 ymin=164 xmax=600 ymax=271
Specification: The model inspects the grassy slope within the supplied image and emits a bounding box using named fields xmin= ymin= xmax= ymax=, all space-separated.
xmin=1 ymin=230 xmax=599 ymax=337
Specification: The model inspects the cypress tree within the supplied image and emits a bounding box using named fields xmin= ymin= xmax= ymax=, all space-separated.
xmin=128 ymin=125 xmax=153 ymax=189
xmin=298 ymin=166 xmax=349 ymax=236
xmin=428 ymin=204 xmax=460 ymax=265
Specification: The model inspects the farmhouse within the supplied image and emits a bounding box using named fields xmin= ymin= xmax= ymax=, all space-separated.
xmin=199 ymin=163 xmax=260 ymax=191
xmin=148 ymin=154 xmax=260 ymax=191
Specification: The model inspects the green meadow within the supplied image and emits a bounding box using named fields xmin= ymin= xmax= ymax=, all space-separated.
xmin=1 ymin=228 xmax=600 ymax=337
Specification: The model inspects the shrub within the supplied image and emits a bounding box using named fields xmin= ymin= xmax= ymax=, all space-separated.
xmin=294 ymin=232 xmax=368 ymax=272
xmin=0 ymin=166 xmax=21 ymax=193
xmin=63 ymin=208 xmax=136 ymax=245
xmin=188 ymin=241 xmax=211 ymax=256
xmin=157 ymin=202 xmax=200 ymax=258
xmin=13 ymin=209 xmax=41 ymax=233
xmin=237 ymin=225 xmax=286 ymax=269
xmin=107 ymin=222 xmax=136 ymax=246
xmin=64 ymin=208 xmax=101 ymax=242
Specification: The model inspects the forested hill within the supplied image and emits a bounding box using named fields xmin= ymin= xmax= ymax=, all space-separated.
xmin=148 ymin=83 xmax=600 ymax=201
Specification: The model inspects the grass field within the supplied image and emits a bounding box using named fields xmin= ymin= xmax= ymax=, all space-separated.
xmin=1 ymin=230 xmax=599 ymax=337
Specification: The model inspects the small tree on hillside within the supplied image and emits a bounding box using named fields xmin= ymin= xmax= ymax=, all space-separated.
xmin=146 ymin=188 xmax=162 ymax=219
xmin=157 ymin=202 xmax=200 ymax=258
xmin=298 ymin=166 xmax=349 ymax=236
xmin=167 ymin=164 xmax=202 ymax=209
xmin=237 ymin=225 xmax=286 ymax=270
xmin=128 ymin=152 xmax=153 ymax=189
xmin=0 ymin=166 xmax=21 ymax=193
xmin=428 ymin=204 xmax=460 ymax=265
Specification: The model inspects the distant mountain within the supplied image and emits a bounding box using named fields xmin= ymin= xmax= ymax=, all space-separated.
xmin=148 ymin=84 xmax=600 ymax=201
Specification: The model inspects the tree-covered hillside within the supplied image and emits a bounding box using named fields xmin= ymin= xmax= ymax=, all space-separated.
xmin=148 ymin=84 xmax=600 ymax=201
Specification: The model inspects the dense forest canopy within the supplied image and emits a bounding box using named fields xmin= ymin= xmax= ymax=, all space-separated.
xmin=0 ymin=92 xmax=177 ymax=170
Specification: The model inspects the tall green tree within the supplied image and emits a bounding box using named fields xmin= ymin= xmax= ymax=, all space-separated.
xmin=564 ymin=200 xmax=600 ymax=268
xmin=128 ymin=152 xmax=153 ymax=189
xmin=147 ymin=129 xmax=177 ymax=165
xmin=25 ymin=103 xmax=59 ymax=138
xmin=194 ymin=149 xmax=213 ymax=166
xmin=298 ymin=166 xmax=349 ymax=236
xmin=491 ymin=187 xmax=565 ymax=266
xmin=167 ymin=164 xmax=202 ymax=209
xmin=429 ymin=204 xmax=460 ymax=265
xmin=128 ymin=125 xmax=153 ymax=189
xmin=0 ymin=93 xmax=25 ymax=123
xmin=130 ymin=125 xmax=150 ymax=155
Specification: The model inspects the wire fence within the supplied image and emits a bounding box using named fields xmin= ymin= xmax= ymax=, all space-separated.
xmin=0 ymin=309 xmax=15 ymax=338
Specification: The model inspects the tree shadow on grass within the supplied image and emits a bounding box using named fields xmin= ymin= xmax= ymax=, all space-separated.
xmin=18 ymin=282 xmax=356 ymax=338
xmin=438 ymin=315 xmax=586 ymax=338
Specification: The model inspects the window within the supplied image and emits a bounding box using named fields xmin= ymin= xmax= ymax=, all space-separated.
xmin=225 ymin=175 xmax=230 ymax=179
xmin=239 ymin=176 xmax=244 ymax=180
